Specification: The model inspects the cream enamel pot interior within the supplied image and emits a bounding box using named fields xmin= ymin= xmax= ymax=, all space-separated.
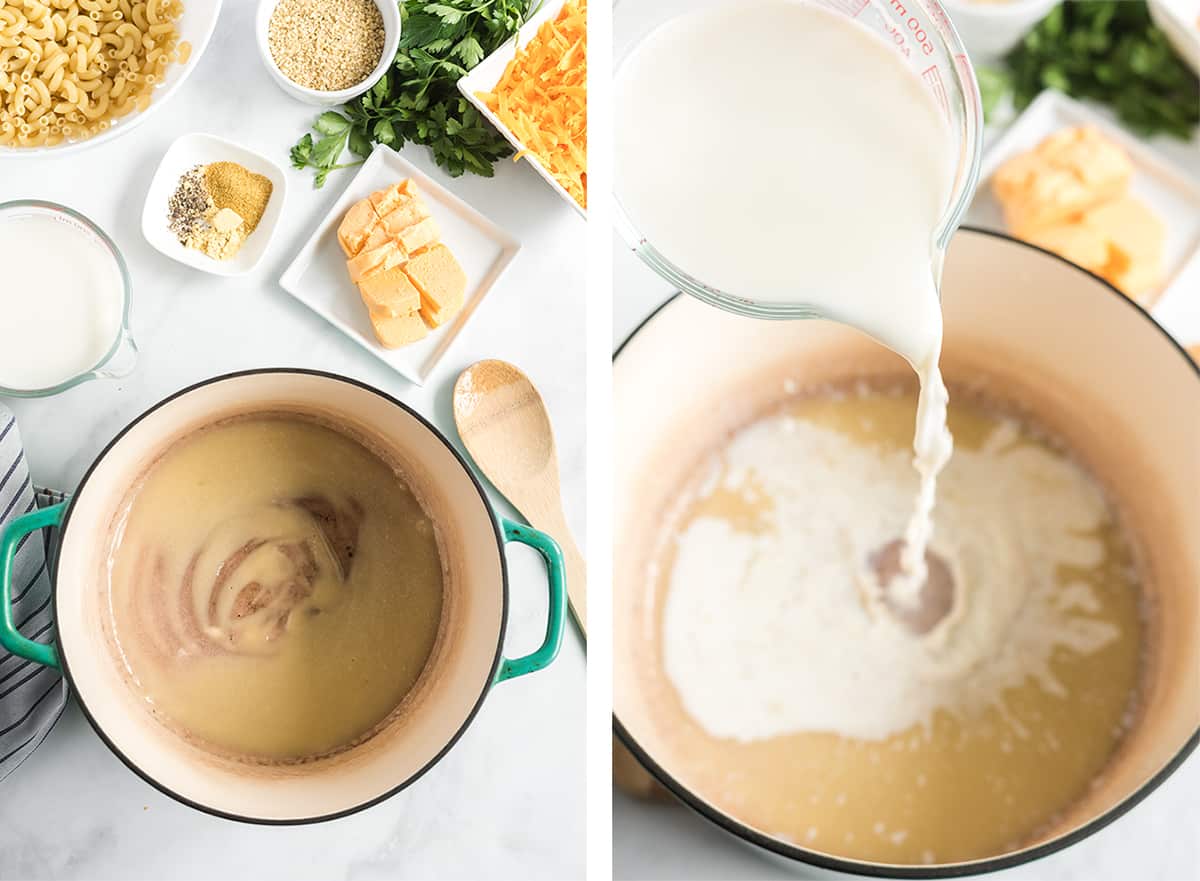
xmin=613 ymin=228 xmax=1200 ymax=876
xmin=0 ymin=370 xmax=565 ymax=824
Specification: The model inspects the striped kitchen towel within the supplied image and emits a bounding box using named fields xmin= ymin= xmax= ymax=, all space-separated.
xmin=0 ymin=404 xmax=67 ymax=783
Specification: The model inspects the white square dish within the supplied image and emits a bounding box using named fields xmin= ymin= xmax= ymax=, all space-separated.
xmin=278 ymin=145 xmax=521 ymax=386
xmin=458 ymin=0 xmax=586 ymax=218
xmin=142 ymin=132 xmax=288 ymax=277
xmin=969 ymin=90 xmax=1200 ymax=310
xmin=1149 ymin=0 xmax=1200 ymax=76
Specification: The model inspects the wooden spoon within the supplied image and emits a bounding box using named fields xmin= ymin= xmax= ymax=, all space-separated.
xmin=453 ymin=360 xmax=586 ymax=632
xmin=454 ymin=360 xmax=666 ymax=800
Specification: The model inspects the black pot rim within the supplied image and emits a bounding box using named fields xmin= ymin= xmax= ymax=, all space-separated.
xmin=611 ymin=226 xmax=1200 ymax=878
xmin=51 ymin=367 xmax=509 ymax=826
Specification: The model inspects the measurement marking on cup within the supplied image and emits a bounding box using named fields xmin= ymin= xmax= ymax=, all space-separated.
xmin=922 ymin=66 xmax=950 ymax=121
xmin=954 ymin=55 xmax=979 ymax=114
xmin=826 ymin=0 xmax=869 ymax=17
xmin=882 ymin=22 xmax=913 ymax=58
xmin=886 ymin=0 xmax=936 ymax=55
xmin=927 ymin=3 xmax=956 ymax=42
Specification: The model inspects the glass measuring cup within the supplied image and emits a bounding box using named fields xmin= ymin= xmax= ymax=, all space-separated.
xmin=0 ymin=201 xmax=137 ymax=398
xmin=613 ymin=0 xmax=984 ymax=320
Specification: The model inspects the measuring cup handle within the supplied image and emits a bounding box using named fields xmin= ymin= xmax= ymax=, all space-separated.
xmin=92 ymin=327 xmax=138 ymax=381
xmin=494 ymin=519 xmax=566 ymax=684
xmin=0 ymin=502 xmax=65 ymax=669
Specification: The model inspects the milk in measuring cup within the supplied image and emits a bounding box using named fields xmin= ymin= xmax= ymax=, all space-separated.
xmin=0 ymin=212 xmax=124 ymax=392
xmin=615 ymin=0 xmax=956 ymax=595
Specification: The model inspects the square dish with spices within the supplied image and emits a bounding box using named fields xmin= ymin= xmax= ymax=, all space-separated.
xmin=142 ymin=132 xmax=288 ymax=277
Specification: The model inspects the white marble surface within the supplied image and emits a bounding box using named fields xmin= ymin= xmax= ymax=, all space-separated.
xmin=0 ymin=3 xmax=585 ymax=879
xmin=610 ymin=20 xmax=1200 ymax=872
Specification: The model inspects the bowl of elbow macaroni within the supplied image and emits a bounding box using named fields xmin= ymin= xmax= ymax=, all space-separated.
xmin=0 ymin=0 xmax=222 ymax=154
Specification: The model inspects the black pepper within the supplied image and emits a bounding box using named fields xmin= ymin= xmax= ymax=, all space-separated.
xmin=167 ymin=165 xmax=213 ymax=244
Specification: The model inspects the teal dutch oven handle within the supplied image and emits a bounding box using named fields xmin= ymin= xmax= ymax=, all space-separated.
xmin=0 ymin=501 xmax=66 ymax=670
xmin=494 ymin=518 xmax=566 ymax=684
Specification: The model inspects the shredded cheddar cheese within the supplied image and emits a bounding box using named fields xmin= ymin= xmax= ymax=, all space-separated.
xmin=478 ymin=0 xmax=587 ymax=209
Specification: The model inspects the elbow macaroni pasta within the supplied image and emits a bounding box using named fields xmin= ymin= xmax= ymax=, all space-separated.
xmin=0 ymin=0 xmax=189 ymax=147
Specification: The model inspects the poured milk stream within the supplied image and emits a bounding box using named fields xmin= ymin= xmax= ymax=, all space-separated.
xmin=615 ymin=0 xmax=955 ymax=599
xmin=0 ymin=212 xmax=124 ymax=391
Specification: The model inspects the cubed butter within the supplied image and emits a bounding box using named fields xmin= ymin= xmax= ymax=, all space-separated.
xmin=370 ymin=310 xmax=429 ymax=348
xmin=992 ymin=126 xmax=1133 ymax=234
xmin=361 ymin=223 xmax=391 ymax=253
xmin=396 ymin=217 xmax=440 ymax=255
xmin=346 ymin=240 xmax=405 ymax=284
xmin=337 ymin=199 xmax=379 ymax=257
xmin=359 ymin=265 xmax=422 ymax=317
xmin=1021 ymin=195 xmax=1164 ymax=303
xmin=380 ymin=194 xmax=433 ymax=236
xmin=338 ymin=178 xmax=471 ymax=348
xmin=405 ymin=244 xmax=466 ymax=328
xmin=368 ymin=183 xmax=407 ymax=219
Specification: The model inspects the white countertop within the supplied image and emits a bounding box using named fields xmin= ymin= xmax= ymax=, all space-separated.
xmin=611 ymin=131 xmax=1200 ymax=881
xmin=0 ymin=3 xmax=585 ymax=879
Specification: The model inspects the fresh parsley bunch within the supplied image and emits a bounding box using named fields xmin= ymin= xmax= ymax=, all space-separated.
xmin=290 ymin=0 xmax=538 ymax=187
xmin=999 ymin=1 xmax=1198 ymax=139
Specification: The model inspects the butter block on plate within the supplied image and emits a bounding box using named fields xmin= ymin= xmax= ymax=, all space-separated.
xmin=405 ymin=244 xmax=467 ymax=328
xmin=332 ymin=174 xmax=473 ymax=350
xmin=369 ymin=180 xmax=413 ymax=218
xmin=337 ymin=199 xmax=380 ymax=257
xmin=347 ymin=240 xmax=406 ymax=283
xmin=396 ymin=217 xmax=441 ymax=255
xmin=359 ymin=265 xmax=422 ymax=317
xmin=380 ymin=194 xmax=433 ymax=236
xmin=370 ymin=311 xmax=429 ymax=348
xmin=992 ymin=126 xmax=1133 ymax=234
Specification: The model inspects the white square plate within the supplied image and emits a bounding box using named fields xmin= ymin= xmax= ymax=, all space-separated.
xmin=458 ymin=0 xmax=585 ymax=218
xmin=1149 ymin=0 xmax=1200 ymax=76
xmin=279 ymin=145 xmax=521 ymax=385
xmin=969 ymin=90 xmax=1200 ymax=309
xmin=142 ymin=132 xmax=288 ymax=276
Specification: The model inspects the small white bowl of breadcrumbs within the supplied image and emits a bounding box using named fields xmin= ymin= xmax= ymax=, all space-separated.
xmin=256 ymin=0 xmax=401 ymax=106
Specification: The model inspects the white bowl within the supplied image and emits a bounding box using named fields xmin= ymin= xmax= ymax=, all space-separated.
xmin=0 ymin=0 xmax=223 ymax=158
xmin=943 ymin=0 xmax=1060 ymax=60
xmin=142 ymin=133 xmax=288 ymax=277
xmin=255 ymin=0 xmax=401 ymax=106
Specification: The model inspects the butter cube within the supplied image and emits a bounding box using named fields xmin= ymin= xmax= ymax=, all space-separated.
xmin=396 ymin=217 xmax=440 ymax=255
xmin=380 ymin=195 xmax=433 ymax=236
xmin=370 ymin=310 xmax=428 ymax=348
xmin=368 ymin=183 xmax=407 ymax=219
xmin=992 ymin=126 xmax=1133 ymax=234
xmin=405 ymin=244 xmax=466 ymax=328
xmin=1088 ymin=196 xmax=1165 ymax=302
xmin=1022 ymin=195 xmax=1164 ymax=304
xmin=361 ymin=223 xmax=391 ymax=252
xmin=346 ymin=240 xmax=406 ymax=284
xmin=337 ymin=199 xmax=379 ymax=257
xmin=359 ymin=266 xmax=422 ymax=317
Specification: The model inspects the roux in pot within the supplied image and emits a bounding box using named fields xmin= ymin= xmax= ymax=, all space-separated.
xmin=645 ymin=381 xmax=1145 ymax=863
xmin=104 ymin=411 xmax=445 ymax=763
